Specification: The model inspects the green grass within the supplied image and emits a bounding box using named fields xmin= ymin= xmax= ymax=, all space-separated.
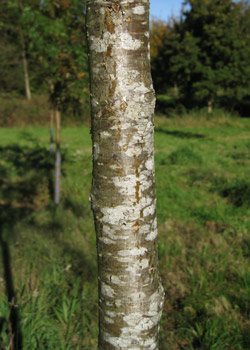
xmin=0 ymin=114 xmax=250 ymax=349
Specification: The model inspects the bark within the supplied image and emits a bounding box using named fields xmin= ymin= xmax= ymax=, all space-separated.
xmin=50 ymin=109 xmax=55 ymax=153
xmin=54 ymin=109 xmax=61 ymax=204
xmin=20 ymin=33 xmax=31 ymax=101
xmin=87 ymin=1 xmax=164 ymax=349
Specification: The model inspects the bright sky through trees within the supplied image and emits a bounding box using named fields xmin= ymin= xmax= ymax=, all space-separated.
xmin=150 ymin=0 xmax=185 ymax=21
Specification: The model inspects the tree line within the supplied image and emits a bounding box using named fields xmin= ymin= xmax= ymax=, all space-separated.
xmin=151 ymin=0 xmax=250 ymax=115
xmin=1 ymin=0 xmax=249 ymax=116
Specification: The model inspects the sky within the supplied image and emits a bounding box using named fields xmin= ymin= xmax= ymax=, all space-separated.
xmin=150 ymin=0 xmax=185 ymax=21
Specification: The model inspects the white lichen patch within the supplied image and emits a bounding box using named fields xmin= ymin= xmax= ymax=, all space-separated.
xmin=134 ymin=317 xmax=156 ymax=331
xmin=145 ymin=228 xmax=158 ymax=241
xmin=145 ymin=158 xmax=154 ymax=171
xmin=100 ymin=131 xmax=111 ymax=138
xmin=103 ymin=333 xmax=132 ymax=347
xmin=91 ymin=98 xmax=99 ymax=107
xmin=137 ymin=223 xmax=151 ymax=235
xmin=118 ymin=247 xmax=147 ymax=257
xmin=112 ymin=175 xmax=138 ymax=196
xmin=105 ymin=316 xmax=114 ymax=324
xmin=147 ymin=290 xmax=163 ymax=316
xmin=101 ymin=205 xmax=134 ymax=225
xmin=99 ymin=236 xmax=116 ymax=245
xmin=140 ymin=177 xmax=153 ymax=192
xmin=130 ymin=291 xmax=147 ymax=302
xmin=99 ymin=6 xmax=105 ymax=14
xmin=134 ymin=83 xmax=151 ymax=94
xmin=110 ymin=122 xmax=131 ymax=131
xmin=90 ymin=30 xmax=141 ymax=54
xmin=115 ymin=299 xmax=122 ymax=307
xmin=123 ymin=313 xmax=143 ymax=326
xmin=152 ymin=217 xmax=157 ymax=229
xmin=90 ymin=33 xmax=114 ymax=53
xmin=110 ymin=275 xmax=124 ymax=285
xmin=93 ymin=143 xmax=100 ymax=160
xmin=92 ymin=67 xmax=100 ymax=74
xmin=132 ymin=5 xmax=145 ymax=15
xmin=140 ymin=258 xmax=149 ymax=269
xmin=102 ymin=223 xmax=131 ymax=241
xmin=106 ymin=310 xmax=116 ymax=318
xmin=104 ymin=319 xmax=158 ymax=348
xmin=124 ymin=147 xmax=142 ymax=157
xmin=125 ymin=258 xmax=149 ymax=272
xmin=143 ymin=337 xmax=157 ymax=347
xmin=101 ymin=283 xmax=115 ymax=298
xmin=143 ymin=202 xmax=156 ymax=217
xmin=120 ymin=32 xmax=141 ymax=50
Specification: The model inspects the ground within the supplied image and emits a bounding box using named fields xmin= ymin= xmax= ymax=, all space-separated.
xmin=0 ymin=113 xmax=249 ymax=349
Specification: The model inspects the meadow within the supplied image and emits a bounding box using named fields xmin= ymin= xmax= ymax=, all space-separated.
xmin=0 ymin=112 xmax=249 ymax=349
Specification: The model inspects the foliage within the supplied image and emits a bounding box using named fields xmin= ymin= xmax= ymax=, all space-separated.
xmin=0 ymin=0 xmax=34 ymax=95
xmin=0 ymin=114 xmax=250 ymax=349
xmin=151 ymin=0 xmax=250 ymax=113
xmin=23 ymin=0 xmax=88 ymax=112
xmin=0 ymin=40 xmax=25 ymax=95
xmin=0 ymin=0 xmax=89 ymax=115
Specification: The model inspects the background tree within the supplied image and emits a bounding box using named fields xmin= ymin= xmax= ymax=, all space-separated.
xmin=87 ymin=0 xmax=164 ymax=349
xmin=23 ymin=0 xmax=88 ymax=204
xmin=151 ymin=0 xmax=250 ymax=113
xmin=0 ymin=0 xmax=36 ymax=98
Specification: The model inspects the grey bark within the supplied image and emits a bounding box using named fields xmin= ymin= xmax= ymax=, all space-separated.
xmin=20 ymin=32 xmax=31 ymax=101
xmin=87 ymin=1 xmax=164 ymax=349
xmin=54 ymin=109 xmax=61 ymax=205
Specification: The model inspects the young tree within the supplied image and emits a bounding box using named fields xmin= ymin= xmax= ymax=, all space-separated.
xmin=19 ymin=0 xmax=32 ymax=100
xmin=87 ymin=1 xmax=164 ymax=349
xmin=24 ymin=0 xmax=88 ymax=204
xmin=0 ymin=0 xmax=34 ymax=98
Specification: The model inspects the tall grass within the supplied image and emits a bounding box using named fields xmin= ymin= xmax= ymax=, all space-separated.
xmin=0 ymin=114 xmax=249 ymax=349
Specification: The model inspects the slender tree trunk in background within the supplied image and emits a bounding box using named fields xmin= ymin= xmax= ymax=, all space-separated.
xmin=87 ymin=1 xmax=164 ymax=349
xmin=208 ymin=100 xmax=213 ymax=114
xmin=54 ymin=109 xmax=61 ymax=205
xmin=20 ymin=33 xmax=31 ymax=101
xmin=19 ymin=0 xmax=31 ymax=101
xmin=50 ymin=109 xmax=55 ymax=153
xmin=174 ymin=82 xmax=178 ymax=98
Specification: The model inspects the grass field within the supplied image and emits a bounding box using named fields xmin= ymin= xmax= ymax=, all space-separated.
xmin=0 ymin=114 xmax=249 ymax=349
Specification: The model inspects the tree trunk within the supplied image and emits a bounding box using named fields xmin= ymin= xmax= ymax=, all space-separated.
xmin=50 ymin=109 xmax=54 ymax=153
xmin=87 ymin=1 xmax=164 ymax=349
xmin=54 ymin=109 xmax=61 ymax=205
xmin=20 ymin=33 xmax=31 ymax=101
xmin=208 ymin=100 xmax=213 ymax=114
